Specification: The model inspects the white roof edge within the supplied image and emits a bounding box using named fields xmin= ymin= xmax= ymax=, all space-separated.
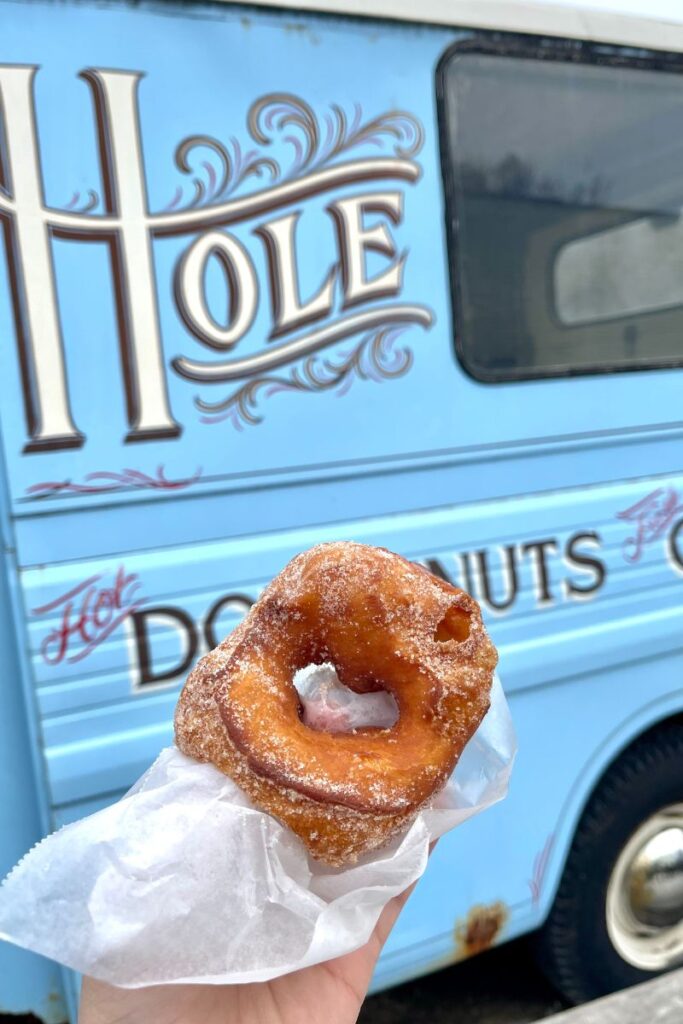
xmin=203 ymin=1 xmax=683 ymax=53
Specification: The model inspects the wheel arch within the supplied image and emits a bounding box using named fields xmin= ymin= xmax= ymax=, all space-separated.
xmin=535 ymin=688 xmax=683 ymax=927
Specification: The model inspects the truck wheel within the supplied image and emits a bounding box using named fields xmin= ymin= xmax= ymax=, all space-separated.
xmin=536 ymin=720 xmax=683 ymax=1004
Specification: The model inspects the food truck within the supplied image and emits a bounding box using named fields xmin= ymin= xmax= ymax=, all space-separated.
xmin=0 ymin=0 xmax=682 ymax=1018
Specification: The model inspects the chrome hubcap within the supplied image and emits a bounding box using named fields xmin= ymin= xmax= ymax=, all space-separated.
xmin=606 ymin=804 xmax=683 ymax=971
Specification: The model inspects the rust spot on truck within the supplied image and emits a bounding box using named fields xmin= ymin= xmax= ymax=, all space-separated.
xmin=454 ymin=901 xmax=508 ymax=960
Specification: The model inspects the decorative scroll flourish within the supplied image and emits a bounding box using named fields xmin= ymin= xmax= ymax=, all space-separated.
xmin=25 ymin=465 xmax=202 ymax=500
xmin=63 ymin=189 xmax=100 ymax=213
xmin=174 ymin=305 xmax=432 ymax=383
xmin=197 ymin=326 xmax=413 ymax=430
xmin=529 ymin=834 xmax=555 ymax=905
xmin=164 ymin=135 xmax=278 ymax=211
xmin=167 ymin=94 xmax=424 ymax=211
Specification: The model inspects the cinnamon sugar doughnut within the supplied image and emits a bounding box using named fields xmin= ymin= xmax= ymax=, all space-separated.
xmin=174 ymin=542 xmax=498 ymax=866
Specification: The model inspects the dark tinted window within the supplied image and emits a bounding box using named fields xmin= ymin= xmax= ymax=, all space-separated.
xmin=439 ymin=47 xmax=683 ymax=380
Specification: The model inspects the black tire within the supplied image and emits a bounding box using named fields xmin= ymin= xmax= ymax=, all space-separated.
xmin=535 ymin=718 xmax=683 ymax=1004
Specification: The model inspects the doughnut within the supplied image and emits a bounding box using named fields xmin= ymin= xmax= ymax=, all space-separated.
xmin=174 ymin=542 xmax=498 ymax=866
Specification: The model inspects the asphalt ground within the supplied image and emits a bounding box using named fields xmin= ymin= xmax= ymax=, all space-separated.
xmin=1 ymin=937 xmax=568 ymax=1024
xmin=359 ymin=938 xmax=568 ymax=1024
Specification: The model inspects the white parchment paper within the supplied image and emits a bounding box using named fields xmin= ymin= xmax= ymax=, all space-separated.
xmin=0 ymin=674 xmax=515 ymax=987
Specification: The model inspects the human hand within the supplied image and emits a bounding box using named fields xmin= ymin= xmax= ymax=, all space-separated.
xmin=79 ymin=878 xmax=416 ymax=1024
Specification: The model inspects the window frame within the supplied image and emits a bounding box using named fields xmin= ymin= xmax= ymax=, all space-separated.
xmin=435 ymin=30 xmax=683 ymax=383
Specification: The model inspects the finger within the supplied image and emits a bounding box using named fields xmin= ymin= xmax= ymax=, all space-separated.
xmin=372 ymin=883 xmax=416 ymax=949
xmin=373 ymin=839 xmax=439 ymax=950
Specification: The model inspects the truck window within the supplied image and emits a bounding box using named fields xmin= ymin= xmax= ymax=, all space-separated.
xmin=438 ymin=42 xmax=683 ymax=380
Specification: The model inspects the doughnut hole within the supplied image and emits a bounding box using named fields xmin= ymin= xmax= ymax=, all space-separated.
xmin=434 ymin=606 xmax=471 ymax=643
xmin=294 ymin=662 xmax=399 ymax=734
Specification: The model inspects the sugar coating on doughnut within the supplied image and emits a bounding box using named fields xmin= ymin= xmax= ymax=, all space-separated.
xmin=175 ymin=542 xmax=498 ymax=865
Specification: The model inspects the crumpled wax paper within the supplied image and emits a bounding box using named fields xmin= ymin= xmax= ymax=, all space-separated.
xmin=0 ymin=670 xmax=515 ymax=987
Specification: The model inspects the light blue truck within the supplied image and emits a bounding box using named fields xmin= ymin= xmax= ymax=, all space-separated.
xmin=0 ymin=0 xmax=682 ymax=1018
